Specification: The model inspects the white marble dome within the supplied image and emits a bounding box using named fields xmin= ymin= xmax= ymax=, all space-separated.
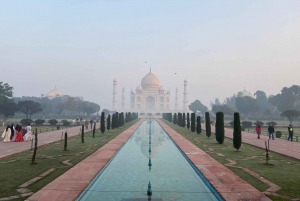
xmin=46 ymin=87 xmax=62 ymax=100
xmin=136 ymin=85 xmax=142 ymax=91
xmin=141 ymin=72 xmax=160 ymax=88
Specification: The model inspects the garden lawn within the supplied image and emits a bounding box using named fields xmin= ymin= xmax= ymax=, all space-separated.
xmin=162 ymin=119 xmax=300 ymax=201
xmin=0 ymin=119 xmax=138 ymax=201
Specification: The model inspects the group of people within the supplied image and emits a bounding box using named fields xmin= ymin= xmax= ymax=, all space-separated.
xmin=1 ymin=123 xmax=33 ymax=143
xmin=255 ymin=123 xmax=294 ymax=141
xmin=76 ymin=117 xmax=94 ymax=130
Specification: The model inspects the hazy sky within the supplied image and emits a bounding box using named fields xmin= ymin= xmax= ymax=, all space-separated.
xmin=1 ymin=0 xmax=299 ymax=110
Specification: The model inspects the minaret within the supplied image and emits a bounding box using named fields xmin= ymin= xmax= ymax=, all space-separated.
xmin=113 ymin=79 xmax=118 ymax=110
xmin=122 ymin=87 xmax=125 ymax=110
xmin=183 ymin=79 xmax=188 ymax=111
xmin=175 ymin=87 xmax=178 ymax=111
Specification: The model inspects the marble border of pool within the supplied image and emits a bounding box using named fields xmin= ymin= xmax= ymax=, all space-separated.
xmin=156 ymin=119 xmax=271 ymax=201
xmin=26 ymin=119 xmax=144 ymax=201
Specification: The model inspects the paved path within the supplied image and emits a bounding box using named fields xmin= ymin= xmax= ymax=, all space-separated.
xmin=0 ymin=125 xmax=98 ymax=159
xmin=158 ymin=120 xmax=270 ymax=201
xmin=205 ymin=124 xmax=300 ymax=161
xmin=26 ymin=119 xmax=144 ymax=201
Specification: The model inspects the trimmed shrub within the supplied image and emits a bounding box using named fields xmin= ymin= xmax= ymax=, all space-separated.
xmin=187 ymin=113 xmax=190 ymax=130
xmin=191 ymin=113 xmax=196 ymax=132
xmin=20 ymin=119 xmax=33 ymax=126
xmin=275 ymin=131 xmax=282 ymax=138
xmin=64 ymin=132 xmax=68 ymax=151
xmin=233 ymin=112 xmax=242 ymax=151
xmin=215 ymin=112 xmax=224 ymax=144
xmin=81 ymin=125 xmax=84 ymax=143
xmin=196 ymin=116 xmax=201 ymax=134
xmin=205 ymin=112 xmax=211 ymax=138
xmin=61 ymin=120 xmax=71 ymax=126
xmin=48 ymin=119 xmax=58 ymax=126
xmin=242 ymin=121 xmax=252 ymax=131
xmin=266 ymin=121 xmax=277 ymax=126
xmin=34 ymin=119 xmax=45 ymax=126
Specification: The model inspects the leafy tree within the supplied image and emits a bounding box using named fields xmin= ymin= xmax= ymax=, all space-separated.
xmin=40 ymin=102 xmax=52 ymax=116
xmin=196 ymin=116 xmax=201 ymax=134
xmin=211 ymin=104 xmax=234 ymax=116
xmin=103 ymin=109 xmax=110 ymax=116
xmin=101 ymin=112 xmax=105 ymax=134
xmin=61 ymin=120 xmax=71 ymax=126
xmin=205 ymin=112 xmax=211 ymax=138
xmin=264 ymin=108 xmax=272 ymax=119
xmin=235 ymin=96 xmax=260 ymax=116
xmin=189 ymin=100 xmax=208 ymax=114
xmin=0 ymin=101 xmax=18 ymax=126
xmin=20 ymin=119 xmax=33 ymax=126
xmin=280 ymin=110 xmax=300 ymax=124
xmin=191 ymin=113 xmax=196 ymax=132
xmin=187 ymin=113 xmax=190 ymax=130
xmin=269 ymin=85 xmax=300 ymax=111
xmin=17 ymin=100 xmax=43 ymax=119
xmin=215 ymin=112 xmax=224 ymax=144
xmin=233 ymin=112 xmax=242 ymax=151
xmin=107 ymin=114 xmax=111 ymax=131
xmin=0 ymin=82 xmax=13 ymax=104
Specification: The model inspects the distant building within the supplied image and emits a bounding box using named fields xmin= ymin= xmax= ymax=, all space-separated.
xmin=238 ymin=88 xmax=255 ymax=98
xmin=46 ymin=87 xmax=62 ymax=100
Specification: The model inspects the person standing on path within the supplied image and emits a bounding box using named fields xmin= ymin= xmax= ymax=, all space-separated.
xmin=90 ymin=119 xmax=94 ymax=129
xmin=85 ymin=120 xmax=89 ymax=130
xmin=2 ymin=125 xmax=11 ymax=142
xmin=25 ymin=123 xmax=32 ymax=142
xmin=288 ymin=124 xmax=293 ymax=142
xmin=268 ymin=124 xmax=275 ymax=140
xmin=255 ymin=124 xmax=261 ymax=139
xmin=14 ymin=126 xmax=24 ymax=142
xmin=10 ymin=124 xmax=15 ymax=140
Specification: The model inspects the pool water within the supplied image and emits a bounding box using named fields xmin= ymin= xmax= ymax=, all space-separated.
xmin=77 ymin=119 xmax=222 ymax=201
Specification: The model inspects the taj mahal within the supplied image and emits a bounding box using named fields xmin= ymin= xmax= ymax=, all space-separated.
xmin=113 ymin=69 xmax=189 ymax=113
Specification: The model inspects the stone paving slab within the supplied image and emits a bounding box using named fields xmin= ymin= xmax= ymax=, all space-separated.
xmin=157 ymin=119 xmax=271 ymax=201
xmin=0 ymin=125 xmax=97 ymax=160
xmin=26 ymin=119 xmax=144 ymax=201
xmin=203 ymin=124 xmax=300 ymax=161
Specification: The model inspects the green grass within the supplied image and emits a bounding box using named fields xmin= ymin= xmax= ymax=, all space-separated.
xmin=0 ymin=120 xmax=138 ymax=200
xmin=162 ymin=119 xmax=300 ymax=199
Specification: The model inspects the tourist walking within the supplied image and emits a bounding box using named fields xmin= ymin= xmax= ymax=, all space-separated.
xmin=2 ymin=125 xmax=11 ymax=142
xmin=268 ymin=124 xmax=275 ymax=140
xmin=10 ymin=124 xmax=15 ymax=140
xmin=90 ymin=119 xmax=94 ymax=129
xmin=255 ymin=124 xmax=261 ymax=139
xmin=25 ymin=123 xmax=32 ymax=142
xmin=288 ymin=124 xmax=293 ymax=142
xmin=14 ymin=126 xmax=24 ymax=142
xmin=85 ymin=120 xmax=89 ymax=129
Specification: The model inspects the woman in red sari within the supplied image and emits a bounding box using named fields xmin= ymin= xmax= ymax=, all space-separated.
xmin=255 ymin=124 xmax=261 ymax=139
xmin=14 ymin=126 xmax=24 ymax=142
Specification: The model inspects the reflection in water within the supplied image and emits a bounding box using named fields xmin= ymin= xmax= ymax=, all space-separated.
xmin=134 ymin=118 xmax=167 ymax=159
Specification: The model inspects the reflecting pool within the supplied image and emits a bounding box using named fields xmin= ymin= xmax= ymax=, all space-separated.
xmin=77 ymin=119 xmax=222 ymax=201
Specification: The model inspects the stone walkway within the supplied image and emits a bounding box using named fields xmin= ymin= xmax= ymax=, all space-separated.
xmin=206 ymin=124 xmax=300 ymax=161
xmin=158 ymin=120 xmax=271 ymax=201
xmin=26 ymin=119 xmax=144 ymax=201
xmin=0 ymin=125 xmax=97 ymax=159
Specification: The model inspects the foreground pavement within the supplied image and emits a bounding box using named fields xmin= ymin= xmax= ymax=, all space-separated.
xmin=26 ymin=119 xmax=144 ymax=201
xmin=158 ymin=119 xmax=271 ymax=201
xmin=0 ymin=125 xmax=96 ymax=159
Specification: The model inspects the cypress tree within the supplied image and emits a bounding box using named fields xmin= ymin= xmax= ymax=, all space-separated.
xmin=191 ymin=113 xmax=196 ymax=132
xmin=115 ymin=112 xmax=119 ymax=128
xmin=233 ymin=112 xmax=242 ymax=151
xmin=196 ymin=116 xmax=201 ymax=134
xmin=205 ymin=112 xmax=211 ymax=138
xmin=31 ymin=128 xmax=38 ymax=164
xmin=81 ymin=125 xmax=84 ymax=143
xmin=111 ymin=114 xmax=115 ymax=129
xmin=182 ymin=113 xmax=186 ymax=128
xmin=177 ymin=113 xmax=181 ymax=126
xmin=174 ymin=113 xmax=177 ymax=124
xmin=187 ymin=113 xmax=190 ymax=130
xmin=93 ymin=122 xmax=96 ymax=138
xmin=101 ymin=112 xmax=105 ymax=134
xmin=215 ymin=112 xmax=224 ymax=144
xmin=107 ymin=114 xmax=111 ymax=131
xmin=64 ymin=132 xmax=68 ymax=151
